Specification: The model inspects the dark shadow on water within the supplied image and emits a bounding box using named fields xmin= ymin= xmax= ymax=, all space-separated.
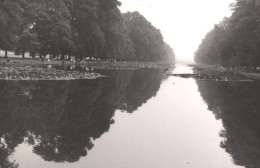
xmin=196 ymin=79 xmax=260 ymax=168
xmin=0 ymin=69 xmax=166 ymax=166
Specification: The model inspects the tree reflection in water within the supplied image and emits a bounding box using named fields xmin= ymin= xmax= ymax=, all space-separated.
xmin=196 ymin=80 xmax=260 ymax=168
xmin=0 ymin=69 xmax=165 ymax=166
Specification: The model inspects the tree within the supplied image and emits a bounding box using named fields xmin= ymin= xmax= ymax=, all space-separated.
xmin=16 ymin=30 xmax=40 ymax=58
xmin=0 ymin=0 xmax=23 ymax=57
xmin=195 ymin=24 xmax=231 ymax=65
xmin=33 ymin=0 xmax=74 ymax=58
xmin=123 ymin=12 xmax=174 ymax=62
xmin=195 ymin=0 xmax=260 ymax=66
xmin=17 ymin=0 xmax=74 ymax=58
xmin=70 ymin=0 xmax=105 ymax=59
xmin=1 ymin=0 xmax=175 ymax=62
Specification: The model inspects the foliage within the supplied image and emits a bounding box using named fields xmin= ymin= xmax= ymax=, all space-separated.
xmin=16 ymin=30 xmax=40 ymax=58
xmin=195 ymin=0 xmax=260 ymax=66
xmin=0 ymin=0 xmax=23 ymax=56
xmin=0 ymin=0 xmax=175 ymax=62
xmin=123 ymin=12 xmax=175 ymax=62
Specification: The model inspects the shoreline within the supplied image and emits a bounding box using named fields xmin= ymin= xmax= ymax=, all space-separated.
xmin=0 ymin=66 xmax=105 ymax=81
xmin=168 ymin=63 xmax=260 ymax=81
xmin=0 ymin=58 xmax=175 ymax=81
xmin=0 ymin=57 xmax=174 ymax=68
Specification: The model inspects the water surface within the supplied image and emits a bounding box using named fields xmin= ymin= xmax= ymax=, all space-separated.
xmin=0 ymin=65 xmax=259 ymax=168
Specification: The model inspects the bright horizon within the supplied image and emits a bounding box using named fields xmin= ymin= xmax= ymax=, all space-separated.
xmin=119 ymin=0 xmax=235 ymax=61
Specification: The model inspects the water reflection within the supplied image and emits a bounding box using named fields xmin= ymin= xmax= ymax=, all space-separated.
xmin=196 ymin=80 xmax=260 ymax=168
xmin=0 ymin=69 xmax=165 ymax=166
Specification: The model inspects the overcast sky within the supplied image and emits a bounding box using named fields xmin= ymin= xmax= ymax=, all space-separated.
xmin=119 ymin=0 xmax=235 ymax=61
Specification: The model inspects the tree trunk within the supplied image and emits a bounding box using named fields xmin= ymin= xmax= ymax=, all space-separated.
xmin=31 ymin=52 xmax=35 ymax=58
xmin=60 ymin=54 xmax=65 ymax=60
xmin=68 ymin=55 xmax=71 ymax=61
xmin=5 ymin=50 xmax=7 ymax=58
xmin=22 ymin=52 xmax=25 ymax=59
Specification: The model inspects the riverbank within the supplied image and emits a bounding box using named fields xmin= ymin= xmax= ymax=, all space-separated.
xmin=0 ymin=57 xmax=174 ymax=69
xmin=0 ymin=66 xmax=105 ymax=80
xmin=168 ymin=64 xmax=260 ymax=81
xmin=0 ymin=57 xmax=174 ymax=80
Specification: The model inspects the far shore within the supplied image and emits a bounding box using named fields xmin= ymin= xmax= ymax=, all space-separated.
xmin=0 ymin=57 xmax=175 ymax=70
xmin=188 ymin=63 xmax=260 ymax=81
xmin=0 ymin=56 xmax=175 ymax=81
xmin=1 ymin=55 xmax=259 ymax=81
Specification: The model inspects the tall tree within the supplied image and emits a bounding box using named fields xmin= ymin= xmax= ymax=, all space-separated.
xmin=97 ymin=0 xmax=124 ymax=59
xmin=70 ymin=0 xmax=105 ymax=59
xmin=123 ymin=11 xmax=174 ymax=62
xmin=0 ymin=0 xmax=175 ymax=62
xmin=16 ymin=30 xmax=40 ymax=58
xmin=34 ymin=0 xmax=74 ymax=58
xmin=0 ymin=0 xmax=23 ymax=57
xmin=195 ymin=0 xmax=260 ymax=66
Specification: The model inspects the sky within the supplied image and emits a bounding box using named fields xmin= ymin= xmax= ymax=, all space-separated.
xmin=119 ymin=0 xmax=235 ymax=61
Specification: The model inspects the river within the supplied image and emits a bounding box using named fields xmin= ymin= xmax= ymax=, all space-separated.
xmin=0 ymin=64 xmax=259 ymax=168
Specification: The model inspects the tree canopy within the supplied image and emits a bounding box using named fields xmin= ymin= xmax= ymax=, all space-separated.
xmin=0 ymin=0 xmax=23 ymax=57
xmin=0 ymin=0 xmax=175 ymax=62
xmin=123 ymin=12 xmax=174 ymax=62
xmin=195 ymin=0 xmax=260 ymax=66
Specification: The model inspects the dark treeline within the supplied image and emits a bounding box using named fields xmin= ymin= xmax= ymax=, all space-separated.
xmin=196 ymin=79 xmax=260 ymax=168
xmin=0 ymin=69 xmax=165 ymax=166
xmin=195 ymin=0 xmax=260 ymax=66
xmin=0 ymin=0 xmax=175 ymax=62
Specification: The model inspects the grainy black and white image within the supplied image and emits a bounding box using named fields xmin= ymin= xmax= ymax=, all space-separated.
xmin=0 ymin=0 xmax=260 ymax=168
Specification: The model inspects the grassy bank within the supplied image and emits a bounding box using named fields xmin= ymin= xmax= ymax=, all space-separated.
xmin=0 ymin=57 xmax=174 ymax=69
xmin=186 ymin=63 xmax=260 ymax=81
xmin=0 ymin=57 xmax=174 ymax=80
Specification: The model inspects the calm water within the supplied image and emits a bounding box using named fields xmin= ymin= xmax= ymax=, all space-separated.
xmin=0 ymin=64 xmax=259 ymax=168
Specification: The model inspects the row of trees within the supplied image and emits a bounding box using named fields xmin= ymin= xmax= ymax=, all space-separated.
xmin=0 ymin=0 xmax=175 ymax=62
xmin=195 ymin=0 xmax=260 ymax=66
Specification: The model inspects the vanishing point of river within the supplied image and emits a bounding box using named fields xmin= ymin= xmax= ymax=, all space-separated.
xmin=0 ymin=64 xmax=259 ymax=168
